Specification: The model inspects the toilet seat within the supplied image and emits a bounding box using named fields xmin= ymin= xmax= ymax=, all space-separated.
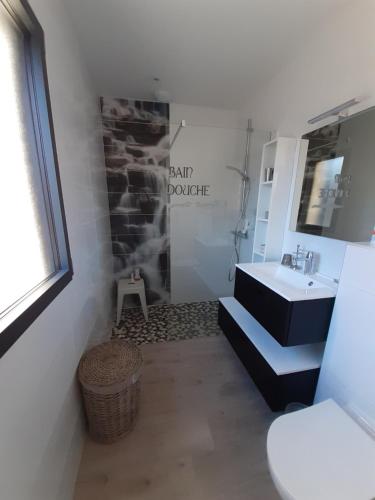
xmin=267 ymin=399 xmax=375 ymax=500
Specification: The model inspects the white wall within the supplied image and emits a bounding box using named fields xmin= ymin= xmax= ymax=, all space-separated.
xmin=169 ymin=104 xmax=247 ymax=302
xmin=244 ymin=0 xmax=375 ymax=280
xmin=315 ymin=243 xmax=375 ymax=430
xmin=0 ymin=1 xmax=112 ymax=499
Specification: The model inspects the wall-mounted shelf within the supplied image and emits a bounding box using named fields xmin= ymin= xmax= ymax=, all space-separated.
xmin=252 ymin=137 xmax=308 ymax=263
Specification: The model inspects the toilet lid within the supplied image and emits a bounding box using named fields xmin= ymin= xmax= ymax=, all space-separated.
xmin=267 ymin=399 xmax=375 ymax=500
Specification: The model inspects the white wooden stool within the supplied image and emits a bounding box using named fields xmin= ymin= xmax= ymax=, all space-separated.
xmin=116 ymin=278 xmax=148 ymax=325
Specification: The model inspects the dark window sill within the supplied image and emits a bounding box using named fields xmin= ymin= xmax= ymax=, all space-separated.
xmin=0 ymin=269 xmax=73 ymax=358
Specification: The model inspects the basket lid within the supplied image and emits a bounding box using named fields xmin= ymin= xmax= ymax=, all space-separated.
xmin=78 ymin=340 xmax=142 ymax=388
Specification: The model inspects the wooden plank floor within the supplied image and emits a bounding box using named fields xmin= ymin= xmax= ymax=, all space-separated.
xmin=74 ymin=334 xmax=280 ymax=500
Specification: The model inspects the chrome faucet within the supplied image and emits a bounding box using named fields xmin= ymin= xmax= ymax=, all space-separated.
xmin=291 ymin=244 xmax=302 ymax=270
xmin=290 ymin=245 xmax=315 ymax=275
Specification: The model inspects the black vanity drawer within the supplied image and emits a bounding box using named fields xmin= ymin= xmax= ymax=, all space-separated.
xmin=234 ymin=267 xmax=334 ymax=346
xmin=234 ymin=268 xmax=290 ymax=345
xmin=218 ymin=302 xmax=320 ymax=411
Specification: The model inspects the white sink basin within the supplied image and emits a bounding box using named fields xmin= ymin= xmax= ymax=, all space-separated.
xmin=237 ymin=262 xmax=337 ymax=301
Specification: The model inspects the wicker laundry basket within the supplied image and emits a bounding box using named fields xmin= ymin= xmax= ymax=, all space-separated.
xmin=78 ymin=340 xmax=142 ymax=443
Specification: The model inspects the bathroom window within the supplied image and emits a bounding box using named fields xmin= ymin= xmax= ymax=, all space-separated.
xmin=0 ymin=0 xmax=72 ymax=356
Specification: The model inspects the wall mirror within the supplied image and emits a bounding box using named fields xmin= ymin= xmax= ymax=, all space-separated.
xmin=291 ymin=106 xmax=375 ymax=242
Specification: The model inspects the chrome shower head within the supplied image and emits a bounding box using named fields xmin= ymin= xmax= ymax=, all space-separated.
xmin=226 ymin=165 xmax=249 ymax=181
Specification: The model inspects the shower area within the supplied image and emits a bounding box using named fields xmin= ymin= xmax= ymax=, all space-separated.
xmin=101 ymin=98 xmax=266 ymax=343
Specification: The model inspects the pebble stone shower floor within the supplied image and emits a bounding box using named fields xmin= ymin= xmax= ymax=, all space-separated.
xmin=112 ymin=300 xmax=221 ymax=345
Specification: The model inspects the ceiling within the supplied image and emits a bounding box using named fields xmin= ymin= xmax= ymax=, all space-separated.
xmin=64 ymin=0 xmax=349 ymax=109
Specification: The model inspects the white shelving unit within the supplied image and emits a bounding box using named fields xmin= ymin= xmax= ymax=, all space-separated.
xmin=252 ymin=137 xmax=308 ymax=263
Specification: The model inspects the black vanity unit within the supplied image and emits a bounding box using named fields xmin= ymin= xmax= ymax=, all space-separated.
xmin=218 ymin=265 xmax=335 ymax=411
xmin=234 ymin=268 xmax=335 ymax=346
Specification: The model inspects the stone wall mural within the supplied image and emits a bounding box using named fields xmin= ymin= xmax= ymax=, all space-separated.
xmin=100 ymin=98 xmax=170 ymax=305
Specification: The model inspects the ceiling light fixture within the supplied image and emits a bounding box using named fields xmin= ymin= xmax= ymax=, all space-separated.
xmin=307 ymin=98 xmax=361 ymax=125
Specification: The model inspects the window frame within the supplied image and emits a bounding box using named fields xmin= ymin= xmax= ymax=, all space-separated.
xmin=0 ymin=0 xmax=73 ymax=357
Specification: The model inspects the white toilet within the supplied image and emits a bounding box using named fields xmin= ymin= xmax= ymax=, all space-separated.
xmin=267 ymin=399 xmax=375 ymax=500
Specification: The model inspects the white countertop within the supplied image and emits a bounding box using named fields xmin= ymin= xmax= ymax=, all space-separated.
xmin=236 ymin=262 xmax=337 ymax=302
